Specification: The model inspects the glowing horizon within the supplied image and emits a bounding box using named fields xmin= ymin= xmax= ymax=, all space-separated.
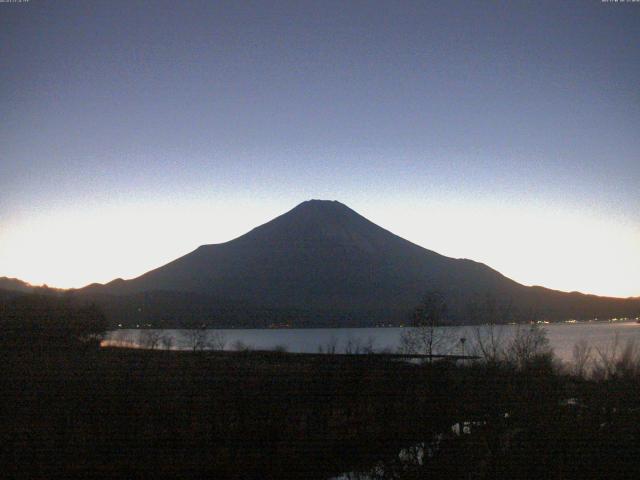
xmin=1 ymin=196 xmax=638 ymax=298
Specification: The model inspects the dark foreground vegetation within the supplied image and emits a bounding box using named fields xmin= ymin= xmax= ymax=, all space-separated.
xmin=2 ymin=294 xmax=640 ymax=479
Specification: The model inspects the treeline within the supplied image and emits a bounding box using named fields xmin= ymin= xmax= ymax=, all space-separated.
xmin=0 ymin=290 xmax=107 ymax=348
xmin=73 ymin=288 xmax=640 ymax=329
xmin=76 ymin=290 xmax=409 ymax=328
xmin=3 ymin=283 xmax=639 ymax=328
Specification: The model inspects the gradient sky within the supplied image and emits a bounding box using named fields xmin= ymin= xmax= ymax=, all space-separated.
xmin=1 ymin=0 xmax=639 ymax=297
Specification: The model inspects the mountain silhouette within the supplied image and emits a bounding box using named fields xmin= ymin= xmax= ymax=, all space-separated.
xmin=80 ymin=200 xmax=639 ymax=327
xmin=0 ymin=277 xmax=34 ymax=293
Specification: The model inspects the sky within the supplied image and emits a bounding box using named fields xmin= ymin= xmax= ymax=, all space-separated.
xmin=1 ymin=0 xmax=639 ymax=297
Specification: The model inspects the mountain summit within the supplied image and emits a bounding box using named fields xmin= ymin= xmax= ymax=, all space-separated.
xmin=83 ymin=200 xmax=639 ymax=327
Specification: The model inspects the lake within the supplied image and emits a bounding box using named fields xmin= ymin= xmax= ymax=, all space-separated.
xmin=103 ymin=321 xmax=640 ymax=364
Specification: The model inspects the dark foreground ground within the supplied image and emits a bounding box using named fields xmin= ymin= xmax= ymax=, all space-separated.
xmin=2 ymin=344 xmax=640 ymax=479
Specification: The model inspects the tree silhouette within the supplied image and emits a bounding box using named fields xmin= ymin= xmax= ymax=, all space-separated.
xmin=179 ymin=328 xmax=226 ymax=351
xmin=0 ymin=293 xmax=108 ymax=348
xmin=399 ymin=292 xmax=453 ymax=359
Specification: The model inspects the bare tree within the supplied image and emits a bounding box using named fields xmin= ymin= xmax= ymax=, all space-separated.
xmin=399 ymin=292 xmax=453 ymax=360
xmin=208 ymin=331 xmax=226 ymax=351
xmin=318 ymin=335 xmax=339 ymax=354
xmin=468 ymin=294 xmax=512 ymax=363
xmin=344 ymin=336 xmax=376 ymax=354
xmin=181 ymin=328 xmax=211 ymax=351
xmin=469 ymin=295 xmax=552 ymax=369
xmin=471 ymin=322 xmax=507 ymax=363
xmin=572 ymin=339 xmax=592 ymax=378
xmin=140 ymin=330 xmax=162 ymax=350
xmin=616 ymin=339 xmax=640 ymax=378
xmin=505 ymin=323 xmax=552 ymax=370
xmin=361 ymin=336 xmax=376 ymax=354
xmin=592 ymin=335 xmax=640 ymax=380
xmin=592 ymin=333 xmax=622 ymax=380
xmin=160 ymin=334 xmax=174 ymax=350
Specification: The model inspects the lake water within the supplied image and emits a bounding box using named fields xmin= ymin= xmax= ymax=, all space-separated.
xmin=103 ymin=321 xmax=640 ymax=364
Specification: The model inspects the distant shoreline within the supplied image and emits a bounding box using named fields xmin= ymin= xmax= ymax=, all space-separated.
xmin=110 ymin=317 xmax=640 ymax=330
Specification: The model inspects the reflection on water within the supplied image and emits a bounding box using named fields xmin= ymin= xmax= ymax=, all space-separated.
xmin=103 ymin=321 xmax=640 ymax=363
